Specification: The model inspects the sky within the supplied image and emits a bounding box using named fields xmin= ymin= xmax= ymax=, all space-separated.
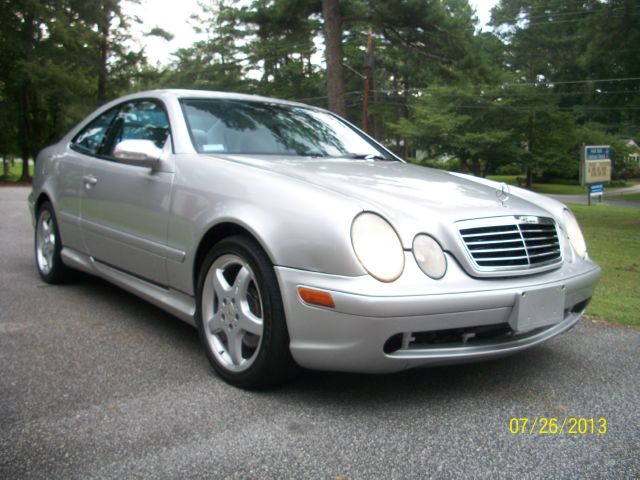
xmin=125 ymin=0 xmax=498 ymax=66
xmin=470 ymin=0 xmax=498 ymax=30
xmin=125 ymin=0 xmax=207 ymax=67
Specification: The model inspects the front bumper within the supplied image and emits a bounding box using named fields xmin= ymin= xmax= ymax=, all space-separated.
xmin=275 ymin=253 xmax=601 ymax=373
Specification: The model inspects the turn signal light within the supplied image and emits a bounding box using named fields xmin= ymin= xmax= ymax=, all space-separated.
xmin=297 ymin=287 xmax=335 ymax=308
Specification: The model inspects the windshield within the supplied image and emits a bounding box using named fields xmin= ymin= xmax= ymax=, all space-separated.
xmin=180 ymin=98 xmax=394 ymax=159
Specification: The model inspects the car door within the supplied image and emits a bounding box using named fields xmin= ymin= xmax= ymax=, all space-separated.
xmin=80 ymin=99 xmax=174 ymax=286
xmin=58 ymin=107 xmax=119 ymax=253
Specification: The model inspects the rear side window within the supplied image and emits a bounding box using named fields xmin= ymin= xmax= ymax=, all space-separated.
xmin=71 ymin=107 xmax=118 ymax=155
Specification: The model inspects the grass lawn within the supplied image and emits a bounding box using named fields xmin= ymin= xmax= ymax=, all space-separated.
xmin=532 ymin=183 xmax=586 ymax=195
xmin=1 ymin=160 xmax=33 ymax=182
xmin=488 ymin=175 xmax=586 ymax=194
xmin=488 ymin=175 xmax=638 ymax=195
xmin=616 ymin=193 xmax=640 ymax=202
xmin=569 ymin=203 xmax=640 ymax=327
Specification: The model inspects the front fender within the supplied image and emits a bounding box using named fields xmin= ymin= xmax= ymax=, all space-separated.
xmin=166 ymin=154 xmax=367 ymax=295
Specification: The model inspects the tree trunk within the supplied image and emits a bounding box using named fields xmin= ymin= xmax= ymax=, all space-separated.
xmin=20 ymin=156 xmax=30 ymax=182
xmin=97 ymin=7 xmax=110 ymax=103
xmin=459 ymin=154 xmax=470 ymax=173
xmin=526 ymin=112 xmax=535 ymax=188
xmin=472 ymin=156 xmax=481 ymax=177
xmin=18 ymin=84 xmax=33 ymax=182
xmin=322 ymin=0 xmax=346 ymax=117
xmin=526 ymin=67 xmax=535 ymax=189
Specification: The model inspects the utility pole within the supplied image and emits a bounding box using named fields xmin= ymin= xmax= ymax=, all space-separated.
xmin=362 ymin=26 xmax=373 ymax=133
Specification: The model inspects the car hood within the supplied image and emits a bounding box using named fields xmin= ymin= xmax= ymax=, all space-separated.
xmin=216 ymin=155 xmax=561 ymax=247
xmin=219 ymin=155 xmax=552 ymax=215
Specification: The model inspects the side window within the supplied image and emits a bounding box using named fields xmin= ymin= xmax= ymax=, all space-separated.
xmin=108 ymin=101 xmax=170 ymax=155
xmin=71 ymin=107 xmax=118 ymax=155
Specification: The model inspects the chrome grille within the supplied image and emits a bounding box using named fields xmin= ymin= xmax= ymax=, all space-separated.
xmin=459 ymin=217 xmax=562 ymax=272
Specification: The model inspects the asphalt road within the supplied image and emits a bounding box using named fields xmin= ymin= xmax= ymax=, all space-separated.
xmin=548 ymin=183 xmax=640 ymax=208
xmin=1 ymin=186 xmax=638 ymax=479
xmin=548 ymin=194 xmax=640 ymax=209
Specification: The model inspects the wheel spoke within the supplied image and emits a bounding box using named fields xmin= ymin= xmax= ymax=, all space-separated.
xmin=233 ymin=266 xmax=252 ymax=297
xmin=213 ymin=268 xmax=232 ymax=299
xmin=207 ymin=310 xmax=224 ymax=335
xmin=226 ymin=329 xmax=245 ymax=366
xmin=238 ymin=307 xmax=263 ymax=336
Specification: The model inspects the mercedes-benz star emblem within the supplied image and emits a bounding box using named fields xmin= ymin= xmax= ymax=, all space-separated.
xmin=496 ymin=182 xmax=510 ymax=203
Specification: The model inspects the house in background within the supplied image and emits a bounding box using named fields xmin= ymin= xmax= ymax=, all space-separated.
xmin=626 ymin=139 xmax=640 ymax=163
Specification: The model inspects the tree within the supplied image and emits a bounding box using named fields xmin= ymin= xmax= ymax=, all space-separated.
xmin=169 ymin=0 xmax=325 ymax=100
xmin=0 ymin=0 xmax=98 ymax=180
xmin=491 ymin=0 xmax=640 ymax=182
xmin=322 ymin=0 xmax=346 ymax=116
xmin=578 ymin=0 xmax=640 ymax=132
xmin=392 ymin=85 xmax=521 ymax=176
xmin=0 ymin=0 xmax=157 ymax=181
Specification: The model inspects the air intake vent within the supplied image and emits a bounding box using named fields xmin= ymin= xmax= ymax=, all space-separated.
xmin=459 ymin=217 xmax=562 ymax=272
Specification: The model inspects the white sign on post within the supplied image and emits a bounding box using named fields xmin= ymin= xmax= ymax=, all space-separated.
xmin=580 ymin=145 xmax=611 ymax=186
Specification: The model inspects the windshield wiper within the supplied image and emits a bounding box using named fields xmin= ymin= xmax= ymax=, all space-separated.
xmin=344 ymin=153 xmax=391 ymax=161
xmin=296 ymin=151 xmax=332 ymax=158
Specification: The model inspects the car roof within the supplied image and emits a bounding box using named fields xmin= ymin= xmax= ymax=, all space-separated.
xmin=119 ymin=89 xmax=315 ymax=110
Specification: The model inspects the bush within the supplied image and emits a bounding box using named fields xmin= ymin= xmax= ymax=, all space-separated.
xmin=495 ymin=164 xmax=524 ymax=175
xmin=618 ymin=166 xmax=640 ymax=180
xmin=409 ymin=157 xmax=460 ymax=171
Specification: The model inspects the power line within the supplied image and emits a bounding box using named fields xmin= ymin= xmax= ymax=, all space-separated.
xmin=528 ymin=13 xmax=628 ymax=27
xmin=297 ymin=91 xmax=361 ymax=102
xmin=509 ymin=5 xmax=635 ymax=23
xmin=365 ymin=100 xmax=640 ymax=112
xmin=296 ymin=84 xmax=640 ymax=105
xmin=492 ymin=5 xmax=639 ymax=28
xmin=366 ymin=76 xmax=640 ymax=96
xmin=370 ymin=88 xmax=640 ymax=98
xmin=534 ymin=76 xmax=640 ymax=86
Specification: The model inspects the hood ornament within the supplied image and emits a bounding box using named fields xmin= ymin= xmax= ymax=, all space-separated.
xmin=496 ymin=182 xmax=510 ymax=204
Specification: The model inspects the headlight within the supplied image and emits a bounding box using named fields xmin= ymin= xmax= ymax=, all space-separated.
xmin=563 ymin=209 xmax=587 ymax=259
xmin=351 ymin=212 xmax=405 ymax=282
xmin=413 ymin=234 xmax=447 ymax=279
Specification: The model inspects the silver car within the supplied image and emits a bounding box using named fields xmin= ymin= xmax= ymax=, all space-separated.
xmin=29 ymin=89 xmax=601 ymax=388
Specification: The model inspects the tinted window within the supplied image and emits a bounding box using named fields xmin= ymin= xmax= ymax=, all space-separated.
xmin=180 ymin=99 xmax=390 ymax=159
xmin=108 ymin=101 xmax=170 ymax=154
xmin=72 ymin=107 xmax=118 ymax=155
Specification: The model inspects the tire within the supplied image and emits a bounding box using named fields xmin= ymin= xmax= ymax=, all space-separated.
xmin=34 ymin=201 xmax=73 ymax=284
xmin=195 ymin=235 xmax=298 ymax=389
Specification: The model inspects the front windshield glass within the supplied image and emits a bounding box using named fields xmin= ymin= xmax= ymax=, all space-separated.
xmin=180 ymin=98 xmax=393 ymax=159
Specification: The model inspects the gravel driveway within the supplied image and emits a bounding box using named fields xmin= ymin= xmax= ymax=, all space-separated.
xmin=1 ymin=186 xmax=638 ymax=479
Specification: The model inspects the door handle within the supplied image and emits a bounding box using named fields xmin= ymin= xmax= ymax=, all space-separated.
xmin=83 ymin=174 xmax=98 ymax=189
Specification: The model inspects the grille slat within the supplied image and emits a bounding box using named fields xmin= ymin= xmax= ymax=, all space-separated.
xmin=523 ymin=236 xmax=557 ymax=242
xmin=461 ymin=230 xmax=519 ymax=237
xmin=466 ymin=239 xmax=523 ymax=247
xmin=525 ymin=243 xmax=558 ymax=250
xmin=475 ymin=255 xmax=530 ymax=261
xmin=459 ymin=216 xmax=562 ymax=272
xmin=528 ymin=250 xmax=559 ymax=259
xmin=471 ymin=246 xmax=530 ymax=253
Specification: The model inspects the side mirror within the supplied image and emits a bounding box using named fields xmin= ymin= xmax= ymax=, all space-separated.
xmin=113 ymin=139 xmax=163 ymax=167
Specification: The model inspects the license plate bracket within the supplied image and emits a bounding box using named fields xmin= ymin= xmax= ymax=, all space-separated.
xmin=509 ymin=285 xmax=565 ymax=334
